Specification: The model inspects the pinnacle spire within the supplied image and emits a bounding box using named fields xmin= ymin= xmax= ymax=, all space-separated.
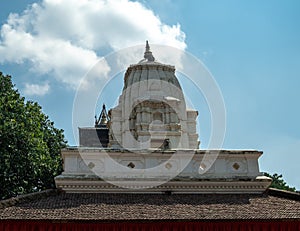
xmin=95 ymin=104 xmax=109 ymax=127
xmin=145 ymin=40 xmax=150 ymax=52
xmin=143 ymin=40 xmax=155 ymax=62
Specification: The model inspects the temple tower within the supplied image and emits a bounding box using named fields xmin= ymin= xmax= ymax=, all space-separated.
xmin=109 ymin=41 xmax=199 ymax=149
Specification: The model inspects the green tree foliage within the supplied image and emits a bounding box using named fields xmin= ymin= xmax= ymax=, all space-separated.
xmin=264 ymin=172 xmax=296 ymax=192
xmin=0 ymin=73 xmax=66 ymax=200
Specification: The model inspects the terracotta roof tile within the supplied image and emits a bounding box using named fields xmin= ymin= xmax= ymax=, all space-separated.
xmin=0 ymin=189 xmax=299 ymax=221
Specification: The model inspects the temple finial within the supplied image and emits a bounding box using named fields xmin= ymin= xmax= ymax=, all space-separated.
xmin=146 ymin=40 xmax=150 ymax=52
xmin=95 ymin=103 xmax=109 ymax=127
xmin=144 ymin=40 xmax=155 ymax=62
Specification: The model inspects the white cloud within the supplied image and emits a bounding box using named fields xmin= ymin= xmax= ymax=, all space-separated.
xmin=0 ymin=0 xmax=186 ymax=91
xmin=23 ymin=82 xmax=50 ymax=96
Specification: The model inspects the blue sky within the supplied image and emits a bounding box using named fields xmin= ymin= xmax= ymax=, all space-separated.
xmin=0 ymin=0 xmax=299 ymax=190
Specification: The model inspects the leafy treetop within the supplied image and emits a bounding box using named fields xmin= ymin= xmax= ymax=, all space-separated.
xmin=0 ymin=72 xmax=67 ymax=200
xmin=264 ymin=172 xmax=296 ymax=192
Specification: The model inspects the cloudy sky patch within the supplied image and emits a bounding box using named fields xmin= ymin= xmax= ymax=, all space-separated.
xmin=0 ymin=0 xmax=186 ymax=91
xmin=23 ymin=82 xmax=50 ymax=96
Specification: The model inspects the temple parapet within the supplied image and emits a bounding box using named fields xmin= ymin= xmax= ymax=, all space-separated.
xmin=55 ymin=148 xmax=271 ymax=193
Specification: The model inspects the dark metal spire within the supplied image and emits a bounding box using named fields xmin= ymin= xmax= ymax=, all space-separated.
xmin=95 ymin=104 xmax=109 ymax=127
xmin=143 ymin=40 xmax=155 ymax=62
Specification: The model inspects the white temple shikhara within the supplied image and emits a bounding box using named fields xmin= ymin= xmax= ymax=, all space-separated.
xmin=109 ymin=41 xmax=199 ymax=150
xmin=55 ymin=41 xmax=271 ymax=193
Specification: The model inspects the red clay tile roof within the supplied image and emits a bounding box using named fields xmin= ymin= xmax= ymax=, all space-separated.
xmin=0 ymin=189 xmax=299 ymax=221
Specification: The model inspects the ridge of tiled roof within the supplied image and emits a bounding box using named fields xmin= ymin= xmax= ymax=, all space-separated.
xmin=0 ymin=189 xmax=60 ymax=209
xmin=268 ymin=188 xmax=300 ymax=201
xmin=0 ymin=189 xmax=300 ymax=220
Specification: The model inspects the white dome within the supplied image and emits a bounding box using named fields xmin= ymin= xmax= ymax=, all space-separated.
xmin=123 ymin=41 xmax=181 ymax=91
